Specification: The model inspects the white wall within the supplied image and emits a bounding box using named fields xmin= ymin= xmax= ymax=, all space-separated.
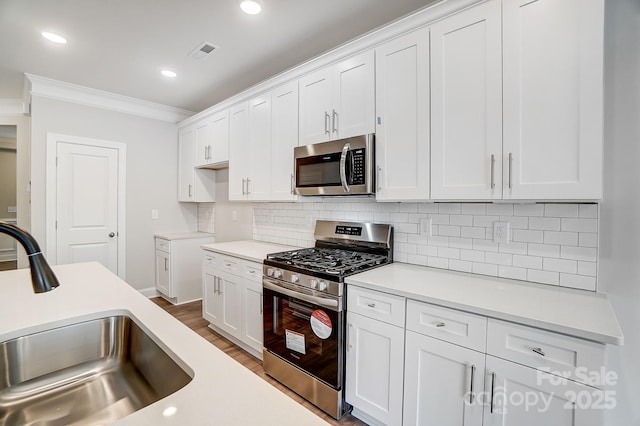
xmin=29 ymin=96 xmax=197 ymax=290
xmin=600 ymin=0 xmax=640 ymax=424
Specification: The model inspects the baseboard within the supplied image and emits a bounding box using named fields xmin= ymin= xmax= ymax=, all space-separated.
xmin=139 ymin=287 xmax=160 ymax=298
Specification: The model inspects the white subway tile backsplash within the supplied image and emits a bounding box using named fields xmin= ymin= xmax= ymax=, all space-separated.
xmin=251 ymin=201 xmax=598 ymax=290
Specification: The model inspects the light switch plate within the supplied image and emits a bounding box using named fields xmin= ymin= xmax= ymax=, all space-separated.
xmin=151 ymin=209 xmax=159 ymax=220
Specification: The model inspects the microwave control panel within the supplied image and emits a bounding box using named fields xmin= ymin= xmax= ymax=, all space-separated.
xmin=351 ymin=149 xmax=365 ymax=185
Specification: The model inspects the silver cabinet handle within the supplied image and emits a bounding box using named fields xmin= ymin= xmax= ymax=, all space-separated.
xmin=532 ymin=347 xmax=546 ymax=357
xmin=339 ymin=142 xmax=350 ymax=193
xmin=214 ymin=276 xmax=218 ymax=294
xmin=324 ymin=111 xmax=330 ymax=135
xmin=366 ymin=303 xmax=376 ymax=308
xmin=435 ymin=322 xmax=446 ymax=328
xmin=469 ymin=365 xmax=476 ymax=404
xmin=246 ymin=178 xmax=251 ymax=195
xmin=204 ymin=145 xmax=208 ymax=161
xmin=490 ymin=154 xmax=496 ymax=189
xmin=490 ymin=372 xmax=496 ymax=414
xmin=260 ymin=292 xmax=263 ymax=314
xmin=241 ymin=178 xmax=246 ymax=195
xmin=208 ymin=145 xmax=212 ymax=160
xmin=188 ymin=184 xmax=193 ymax=197
xmin=290 ymin=173 xmax=294 ymax=195
xmin=377 ymin=166 xmax=382 ymax=191
xmin=332 ymin=109 xmax=338 ymax=134
xmin=347 ymin=323 xmax=353 ymax=351
xmin=508 ymin=152 xmax=513 ymax=189
xmin=164 ymin=257 xmax=168 ymax=271
xmin=218 ymin=277 xmax=223 ymax=295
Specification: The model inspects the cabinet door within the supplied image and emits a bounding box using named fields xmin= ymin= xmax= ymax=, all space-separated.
xmin=332 ymin=50 xmax=375 ymax=139
xmin=210 ymin=109 xmax=230 ymax=165
xmin=270 ymin=81 xmax=298 ymax=201
xmin=346 ymin=312 xmax=404 ymax=426
xmin=194 ymin=120 xmax=211 ymax=167
xmin=299 ymin=67 xmax=333 ymax=145
xmin=155 ymin=250 xmax=172 ymax=297
xmin=242 ymin=278 xmax=263 ymax=353
xmin=177 ymin=128 xmax=195 ymax=201
xmin=219 ymin=272 xmax=242 ymax=339
xmin=403 ymin=331 xmax=485 ymax=426
xmin=202 ymin=268 xmax=223 ymax=326
xmin=228 ymin=102 xmax=249 ymax=200
xmin=375 ymin=28 xmax=430 ymax=201
xmin=247 ymin=95 xmax=272 ymax=201
xmin=430 ymin=0 xmax=502 ymax=200
xmin=502 ymin=0 xmax=604 ymax=200
xmin=484 ymin=356 xmax=603 ymax=426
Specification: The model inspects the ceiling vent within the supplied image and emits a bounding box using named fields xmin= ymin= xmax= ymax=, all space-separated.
xmin=188 ymin=42 xmax=219 ymax=60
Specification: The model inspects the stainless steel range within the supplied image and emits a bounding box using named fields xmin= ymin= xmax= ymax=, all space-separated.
xmin=262 ymin=220 xmax=393 ymax=419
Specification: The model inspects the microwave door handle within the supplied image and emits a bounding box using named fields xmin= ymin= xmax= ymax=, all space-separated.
xmin=339 ymin=142 xmax=351 ymax=193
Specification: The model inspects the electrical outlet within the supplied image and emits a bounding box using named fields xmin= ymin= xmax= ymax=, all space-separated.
xmin=7 ymin=206 xmax=16 ymax=213
xmin=493 ymin=221 xmax=509 ymax=243
xmin=151 ymin=209 xmax=159 ymax=220
xmin=420 ymin=218 xmax=432 ymax=237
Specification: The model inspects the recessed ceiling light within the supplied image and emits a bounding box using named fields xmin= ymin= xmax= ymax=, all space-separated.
xmin=239 ymin=0 xmax=262 ymax=15
xmin=42 ymin=31 xmax=67 ymax=44
xmin=161 ymin=69 xmax=177 ymax=78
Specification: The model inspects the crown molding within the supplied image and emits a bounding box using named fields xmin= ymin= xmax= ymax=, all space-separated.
xmin=0 ymin=99 xmax=27 ymax=115
xmin=25 ymin=74 xmax=195 ymax=123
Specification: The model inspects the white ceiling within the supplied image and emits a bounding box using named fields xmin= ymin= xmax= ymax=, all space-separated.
xmin=0 ymin=0 xmax=438 ymax=113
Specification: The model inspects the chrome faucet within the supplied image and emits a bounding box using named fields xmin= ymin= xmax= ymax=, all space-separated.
xmin=0 ymin=222 xmax=60 ymax=293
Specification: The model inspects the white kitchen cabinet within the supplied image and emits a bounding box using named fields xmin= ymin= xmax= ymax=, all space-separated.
xmin=270 ymin=81 xmax=298 ymax=201
xmin=195 ymin=109 xmax=229 ymax=168
xmin=403 ymin=330 xmax=485 ymax=426
xmin=202 ymin=250 xmax=266 ymax=359
xmin=299 ymin=50 xmax=374 ymax=145
xmin=502 ymin=0 xmax=604 ymax=200
xmin=228 ymin=102 xmax=250 ymax=200
xmin=483 ymin=355 xmax=603 ymax=426
xmin=375 ymin=28 xmax=430 ymax=201
xmin=246 ymin=94 xmax=272 ymax=200
xmin=346 ymin=286 xmax=405 ymax=426
xmin=155 ymin=234 xmax=215 ymax=304
xmin=430 ymin=0 xmax=502 ymax=200
xmin=177 ymin=127 xmax=216 ymax=202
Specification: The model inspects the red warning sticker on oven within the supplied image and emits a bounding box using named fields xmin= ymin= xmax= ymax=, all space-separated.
xmin=310 ymin=310 xmax=333 ymax=339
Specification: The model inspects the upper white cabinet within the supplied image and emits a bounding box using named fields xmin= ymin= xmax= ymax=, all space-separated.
xmin=502 ymin=0 xmax=604 ymax=200
xmin=195 ymin=110 xmax=230 ymax=168
xmin=375 ymin=28 xmax=430 ymax=201
xmin=299 ymin=50 xmax=374 ymax=145
xmin=430 ymin=0 xmax=502 ymax=200
xmin=228 ymin=102 xmax=250 ymax=200
xmin=431 ymin=0 xmax=603 ymax=201
xmin=270 ymin=81 xmax=299 ymax=201
xmin=246 ymin=94 xmax=272 ymax=200
xmin=178 ymin=127 xmax=215 ymax=202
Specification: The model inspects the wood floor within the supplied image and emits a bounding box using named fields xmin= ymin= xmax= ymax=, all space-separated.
xmin=151 ymin=297 xmax=367 ymax=426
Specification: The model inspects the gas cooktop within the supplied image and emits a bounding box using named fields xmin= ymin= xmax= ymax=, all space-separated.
xmin=266 ymin=247 xmax=388 ymax=276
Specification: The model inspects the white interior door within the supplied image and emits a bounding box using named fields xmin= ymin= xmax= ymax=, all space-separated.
xmin=55 ymin=141 xmax=119 ymax=274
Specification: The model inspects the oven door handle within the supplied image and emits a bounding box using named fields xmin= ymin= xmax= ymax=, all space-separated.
xmin=263 ymin=279 xmax=339 ymax=311
xmin=339 ymin=142 xmax=351 ymax=193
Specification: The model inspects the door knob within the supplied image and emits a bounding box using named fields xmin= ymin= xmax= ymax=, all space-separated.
xmin=108 ymin=232 xmax=115 ymax=238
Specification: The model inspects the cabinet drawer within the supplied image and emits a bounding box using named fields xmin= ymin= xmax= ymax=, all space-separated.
xmin=155 ymin=238 xmax=171 ymax=253
xmin=347 ymin=286 xmax=405 ymax=327
xmin=487 ymin=319 xmax=606 ymax=388
xmin=202 ymin=251 xmax=220 ymax=268
xmin=242 ymin=261 xmax=262 ymax=283
xmin=220 ymin=256 xmax=241 ymax=276
xmin=406 ymin=300 xmax=487 ymax=352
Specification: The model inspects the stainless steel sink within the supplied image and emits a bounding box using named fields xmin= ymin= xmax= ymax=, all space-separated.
xmin=0 ymin=315 xmax=193 ymax=425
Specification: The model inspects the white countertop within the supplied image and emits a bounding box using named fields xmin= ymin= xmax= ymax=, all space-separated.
xmin=201 ymin=240 xmax=301 ymax=263
xmin=345 ymin=262 xmax=623 ymax=345
xmin=154 ymin=232 xmax=215 ymax=240
xmin=0 ymin=263 xmax=329 ymax=425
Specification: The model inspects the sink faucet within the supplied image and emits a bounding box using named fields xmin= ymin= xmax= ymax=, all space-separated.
xmin=0 ymin=222 xmax=60 ymax=293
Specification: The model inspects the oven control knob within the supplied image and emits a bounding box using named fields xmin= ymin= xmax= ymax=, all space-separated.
xmin=310 ymin=279 xmax=318 ymax=289
xmin=267 ymin=268 xmax=274 ymax=277
xmin=318 ymin=280 xmax=328 ymax=291
xmin=291 ymin=275 xmax=299 ymax=283
xmin=274 ymin=270 xmax=282 ymax=279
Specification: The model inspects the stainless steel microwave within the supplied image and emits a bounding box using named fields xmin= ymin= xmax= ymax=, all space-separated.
xmin=294 ymin=134 xmax=375 ymax=196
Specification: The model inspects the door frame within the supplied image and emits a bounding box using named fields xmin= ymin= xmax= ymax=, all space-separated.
xmin=45 ymin=133 xmax=127 ymax=279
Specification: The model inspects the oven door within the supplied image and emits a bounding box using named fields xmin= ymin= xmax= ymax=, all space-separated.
xmin=263 ymin=278 xmax=344 ymax=389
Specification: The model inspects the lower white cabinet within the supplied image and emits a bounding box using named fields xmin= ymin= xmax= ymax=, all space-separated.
xmin=202 ymin=250 xmax=264 ymax=359
xmin=483 ymin=356 xmax=603 ymax=426
xmin=403 ymin=330 xmax=485 ymax=426
xmin=154 ymin=234 xmax=215 ymax=304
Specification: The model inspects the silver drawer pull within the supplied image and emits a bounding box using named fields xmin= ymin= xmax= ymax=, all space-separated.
xmin=366 ymin=303 xmax=376 ymax=308
xmin=225 ymin=263 xmax=232 ymax=267
xmin=532 ymin=347 xmax=546 ymax=357
xmin=435 ymin=322 xmax=446 ymax=328
xmin=248 ymin=270 xmax=255 ymax=274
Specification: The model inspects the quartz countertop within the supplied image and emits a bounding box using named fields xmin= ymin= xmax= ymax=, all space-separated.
xmin=154 ymin=231 xmax=215 ymax=240
xmin=345 ymin=262 xmax=623 ymax=345
xmin=201 ymin=240 xmax=301 ymax=263
xmin=0 ymin=263 xmax=329 ymax=425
